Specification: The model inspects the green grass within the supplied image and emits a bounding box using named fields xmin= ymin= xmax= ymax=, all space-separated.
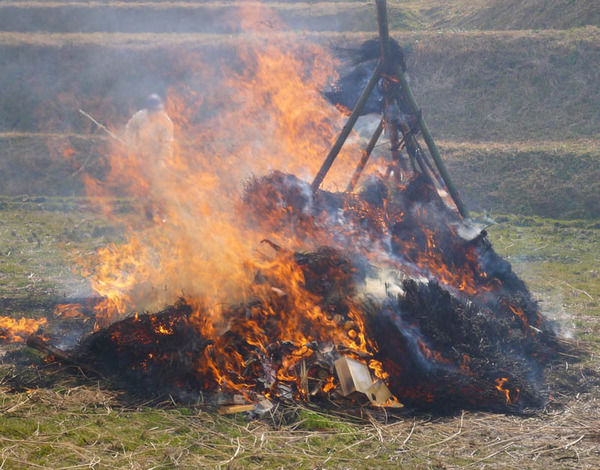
xmin=486 ymin=214 xmax=600 ymax=348
xmin=0 ymin=201 xmax=599 ymax=468
xmin=0 ymin=197 xmax=124 ymax=313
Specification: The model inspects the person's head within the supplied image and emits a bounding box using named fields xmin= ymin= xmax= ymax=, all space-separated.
xmin=145 ymin=94 xmax=164 ymax=113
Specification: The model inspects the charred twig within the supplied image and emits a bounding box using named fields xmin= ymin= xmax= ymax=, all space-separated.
xmin=260 ymin=239 xmax=283 ymax=253
xmin=260 ymin=239 xmax=291 ymax=255
xmin=26 ymin=334 xmax=73 ymax=364
xmin=336 ymin=345 xmax=372 ymax=360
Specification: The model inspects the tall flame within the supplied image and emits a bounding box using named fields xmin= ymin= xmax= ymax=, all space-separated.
xmin=78 ymin=5 xmax=362 ymax=335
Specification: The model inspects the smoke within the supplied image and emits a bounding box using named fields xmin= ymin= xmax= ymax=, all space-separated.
xmin=0 ymin=3 xmax=374 ymax=35
xmin=57 ymin=4 xmax=373 ymax=330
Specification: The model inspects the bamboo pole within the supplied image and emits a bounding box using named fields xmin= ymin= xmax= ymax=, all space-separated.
xmin=311 ymin=61 xmax=382 ymax=193
xmin=375 ymin=0 xmax=469 ymax=218
xmin=375 ymin=0 xmax=406 ymax=173
xmin=79 ymin=109 xmax=126 ymax=145
xmin=414 ymin=138 xmax=445 ymax=187
xmin=395 ymin=70 xmax=470 ymax=218
xmin=346 ymin=118 xmax=384 ymax=192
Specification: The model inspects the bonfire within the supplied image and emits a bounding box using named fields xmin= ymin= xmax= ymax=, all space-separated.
xmin=5 ymin=0 xmax=561 ymax=415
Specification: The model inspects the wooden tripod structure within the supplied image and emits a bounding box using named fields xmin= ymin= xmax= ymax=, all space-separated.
xmin=311 ymin=0 xmax=469 ymax=219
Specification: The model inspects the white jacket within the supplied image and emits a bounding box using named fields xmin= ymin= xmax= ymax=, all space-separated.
xmin=124 ymin=109 xmax=174 ymax=161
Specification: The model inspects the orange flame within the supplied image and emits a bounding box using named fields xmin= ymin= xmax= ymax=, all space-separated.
xmin=77 ymin=30 xmax=361 ymax=331
xmin=0 ymin=315 xmax=47 ymax=343
xmin=192 ymin=252 xmax=377 ymax=393
xmin=64 ymin=3 xmax=521 ymax=402
xmin=494 ymin=377 xmax=520 ymax=404
xmin=417 ymin=337 xmax=452 ymax=365
xmin=53 ymin=303 xmax=85 ymax=319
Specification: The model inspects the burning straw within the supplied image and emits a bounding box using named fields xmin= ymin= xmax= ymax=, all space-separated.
xmin=22 ymin=1 xmax=563 ymax=414
xmin=27 ymin=172 xmax=560 ymax=413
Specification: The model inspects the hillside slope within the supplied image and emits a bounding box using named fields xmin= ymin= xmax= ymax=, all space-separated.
xmin=0 ymin=0 xmax=598 ymax=218
xmin=421 ymin=0 xmax=600 ymax=31
xmin=2 ymin=29 xmax=598 ymax=142
xmin=2 ymin=0 xmax=598 ymax=34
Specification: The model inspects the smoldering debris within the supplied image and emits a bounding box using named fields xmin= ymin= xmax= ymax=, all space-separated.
xmin=28 ymin=172 xmax=562 ymax=414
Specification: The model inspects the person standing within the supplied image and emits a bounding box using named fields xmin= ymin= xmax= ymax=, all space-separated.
xmin=125 ymin=93 xmax=174 ymax=163
xmin=124 ymin=94 xmax=174 ymax=221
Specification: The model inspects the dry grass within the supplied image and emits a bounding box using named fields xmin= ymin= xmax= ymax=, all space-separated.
xmin=439 ymin=139 xmax=600 ymax=218
xmin=2 ymin=27 xmax=599 ymax=47
xmin=2 ymin=27 xmax=600 ymax=145
xmin=0 ymin=2 xmax=413 ymax=37
xmin=0 ymin=1 xmax=370 ymax=10
xmin=0 ymin=2 xmax=599 ymax=466
xmin=3 ymin=133 xmax=598 ymax=218
xmin=419 ymin=0 xmax=600 ymax=31
xmin=2 ymin=0 xmax=597 ymax=32
xmin=1 ymin=368 xmax=599 ymax=468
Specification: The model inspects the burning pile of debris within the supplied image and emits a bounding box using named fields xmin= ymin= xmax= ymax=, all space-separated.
xmin=19 ymin=0 xmax=561 ymax=415
xmin=28 ymin=171 xmax=557 ymax=413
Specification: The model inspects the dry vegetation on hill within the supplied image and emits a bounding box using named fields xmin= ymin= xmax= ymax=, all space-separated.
xmin=1 ymin=22 xmax=598 ymax=216
xmin=421 ymin=0 xmax=600 ymax=31
xmin=1 ymin=0 xmax=598 ymax=32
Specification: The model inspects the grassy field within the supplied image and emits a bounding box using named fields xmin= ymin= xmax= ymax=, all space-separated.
xmin=0 ymin=201 xmax=599 ymax=468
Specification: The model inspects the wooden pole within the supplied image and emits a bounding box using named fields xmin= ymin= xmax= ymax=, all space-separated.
xmin=311 ymin=61 xmax=382 ymax=193
xmin=346 ymin=118 xmax=384 ymax=192
xmin=413 ymin=138 xmax=445 ymax=187
xmin=79 ymin=109 xmax=126 ymax=146
xmin=375 ymin=0 xmax=469 ymax=218
xmin=395 ymin=70 xmax=470 ymax=218
xmin=375 ymin=0 xmax=406 ymax=174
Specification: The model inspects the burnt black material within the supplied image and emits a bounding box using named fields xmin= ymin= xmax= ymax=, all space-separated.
xmin=57 ymin=171 xmax=560 ymax=412
xmin=74 ymin=301 xmax=210 ymax=397
xmin=323 ymin=38 xmax=408 ymax=116
xmin=373 ymin=280 xmax=552 ymax=412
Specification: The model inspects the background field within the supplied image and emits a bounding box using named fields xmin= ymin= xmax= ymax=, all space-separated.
xmin=1 ymin=1 xmax=600 ymax=468
xmin=1 ymin=1 xmax=599 ymax=217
